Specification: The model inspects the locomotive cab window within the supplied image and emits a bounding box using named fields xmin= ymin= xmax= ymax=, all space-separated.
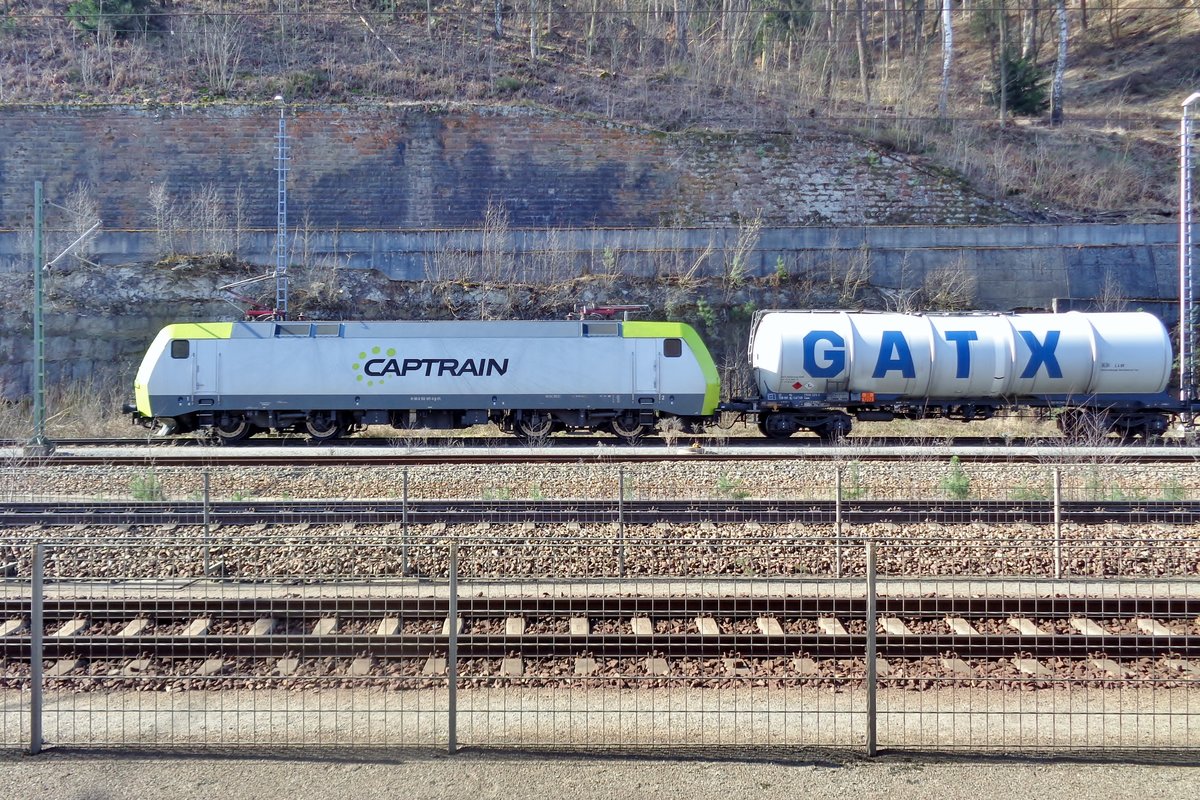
xmin=170 ymin=340 xmax=190 ymax=359
xmin=663 ymin=338 xmax=682 ymax=358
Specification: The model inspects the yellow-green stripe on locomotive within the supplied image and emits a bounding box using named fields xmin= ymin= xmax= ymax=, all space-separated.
xmin=127 ymin=318 xmax=718 ymax=442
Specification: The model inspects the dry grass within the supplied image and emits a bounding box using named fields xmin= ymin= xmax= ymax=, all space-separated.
xmin=0 ymin=1 xmax=1195 ymax=216
xmin=0 ymin=378 xmax=135 ymax=441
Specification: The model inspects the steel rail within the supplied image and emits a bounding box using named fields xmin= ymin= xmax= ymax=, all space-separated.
xmin=2 ymin=499 xmax=1199 ymax=527
xmin=11 ymin=435 xmax=1200 ymax=450
xmin=4 ymin=633 xmax=1197 ymax=660
xmin=5 ymin=442 xmax=1200 ymax=466
xmin=7 ymin=595 xmax=1200 ymax=619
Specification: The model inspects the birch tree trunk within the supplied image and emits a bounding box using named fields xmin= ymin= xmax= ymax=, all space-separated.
xmin=939 ymin=0 xmax=953 ymax=117
xmin=1051 ymin=0 xmax=1067 ymax=125
xmin=529 ymin=0 xmax=538 ymax=59
xmin=855 ymin=0 xmax=872 ymax=107
xmin=494 ymin=0 xmax=502 ymax=38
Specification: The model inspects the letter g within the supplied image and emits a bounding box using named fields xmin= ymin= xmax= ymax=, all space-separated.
xmin=803 ymin=330 xmax=846 ymax=378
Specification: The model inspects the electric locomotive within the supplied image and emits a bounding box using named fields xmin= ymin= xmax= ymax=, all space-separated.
xmin=123 ymin=318 xmax=719 ymax=442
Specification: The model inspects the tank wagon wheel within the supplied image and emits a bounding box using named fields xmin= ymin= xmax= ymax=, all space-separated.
xmin=609 ymin=414 xmax=649 ymax=443
xmin=305 ymin=413 xmax=344 ymax=442
xmin=814 ymin=416 xmax=851 ymax=442
xmin=757 ymin=414 xmax=798 ymax=440
xmin=213 ymin=417 xmax=253 ymax=445
xmin=516 ymin=412 xmax=554 ymax=439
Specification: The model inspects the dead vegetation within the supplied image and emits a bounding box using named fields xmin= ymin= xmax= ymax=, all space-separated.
xmin=0 ymin=1 xmax=1195 ymax=218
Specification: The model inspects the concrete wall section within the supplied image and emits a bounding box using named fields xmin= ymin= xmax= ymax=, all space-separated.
xmin=0 ymin=223 xmax=1183 ymax=311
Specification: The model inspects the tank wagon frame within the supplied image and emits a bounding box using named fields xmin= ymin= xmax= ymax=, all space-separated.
xmin=722 ymin=309 xmax=1181 ymax=441
xmin=124 ymin=319 xmax=719 ymax=443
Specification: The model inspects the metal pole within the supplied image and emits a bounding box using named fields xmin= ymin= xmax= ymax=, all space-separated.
xmin=1053 ymin=467 xmax=1063 ymax=580
xmin=275 ymin=96 xmax=290 ymax=319
xmin=447 ymin=539 xmax=458 ymax=754
xmin=30 ymin=542 xmax=44 ymax=755
xmin=865 ymin=540 xmax=877 ymax=757
xmin=835 ymin=467 xmax=844 ymax=579
xmin=402 ymin=467 xmax=410 ymax=576
xmin=618 ymin=466 xmax=626 ymax=578
xmin=202 ymin=471 xmax=211 ymax=576
xmin=1182 ymin=92 xmax=1200 ymax=420
xmin=29 ymin=181 xmax=50 ymax=455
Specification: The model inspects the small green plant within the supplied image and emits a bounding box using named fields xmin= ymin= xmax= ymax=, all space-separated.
xmin=229 ymin=490 xmax=257 ymax=501
xmin=715 ymin=474 xmax=751 ymax=500
xmin=601 ymin=246 xmax=619 ymax=275
xmin=773 ymin=256 xmax=789 ymax=285
xmin=1160 ymin=480 xmax=1188 ymax=502
xmin=841 ymin=461 xmax=867 ymax=500
xmin=695 ymin=297 xmax=717 ymax=334
xmin=130 ymin=470 xmax=165 ymax=501
xmin=483 ymin=487 xmax=514 ymax=500
xmin=494 ymin=76 xmax=524 ymax=94
xmin=1010 ymin=483 xmax=1049 ymax=501
xmin=528 ymin=483 xmax=544 ymax=501
xmin=939 ymin=456 xmax=972 ymax=500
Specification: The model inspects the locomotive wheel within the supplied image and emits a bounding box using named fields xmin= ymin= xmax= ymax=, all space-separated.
xmin=516 ymin=412 xmax=554 ymax=439
xmin=305 ymin=413 xmax=343 ymax=441
xmin=609 ymin=415 xmax=649 ymax=443
xmin=213 ymin=417 xmax=253 ymax=445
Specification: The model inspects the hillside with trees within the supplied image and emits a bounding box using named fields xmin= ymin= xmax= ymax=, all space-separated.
xmin=0 ymin=1 xmax=1197 ymax=220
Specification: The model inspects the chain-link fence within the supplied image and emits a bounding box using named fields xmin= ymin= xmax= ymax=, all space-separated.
xmin=1 ymin=460 xmax=1197 ymax=752
xmin=0 ymin=525 xmax=1196 ymax=754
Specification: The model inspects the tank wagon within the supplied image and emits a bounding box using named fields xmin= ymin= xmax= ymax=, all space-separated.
xmin=726 ymin=310 xmax=1177 ymax=440
xmin=124 ymin=319 xmax=719 ymax=442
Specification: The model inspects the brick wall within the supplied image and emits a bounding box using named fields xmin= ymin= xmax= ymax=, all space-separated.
xmin=0 ymin=103 xmax=1019 ymax=230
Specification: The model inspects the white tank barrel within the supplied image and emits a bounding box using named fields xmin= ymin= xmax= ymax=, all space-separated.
xmin=751 ymin=311 xmax=1172 ymax=399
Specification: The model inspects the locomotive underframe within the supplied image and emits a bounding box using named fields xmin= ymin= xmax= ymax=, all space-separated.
xmin=130 ymin=404 xmax=691 ymax=444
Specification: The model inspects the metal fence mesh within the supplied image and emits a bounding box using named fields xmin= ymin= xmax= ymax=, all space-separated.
xmin=0 ymin=460 xmax=1197 ymax=753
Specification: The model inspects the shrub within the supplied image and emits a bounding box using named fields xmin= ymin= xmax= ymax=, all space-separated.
xmin=130 ymin=470 xmax=164 ymax=501
xmin=985 ymin=50 xmax=1049 ymax=117
xmin=67 ymin=0 xmax=153 ymax=38
xmin=939 ymin=456 xmax=972 ymax=500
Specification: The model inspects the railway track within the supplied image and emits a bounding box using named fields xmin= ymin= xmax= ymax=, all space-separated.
xmin=4 ymin=438 xmax=1199 ymax=465
xmin=4 ymin=595 xmax=1199 ymax=662
xmin=2 ymin=498 xmax=1199 ymax=527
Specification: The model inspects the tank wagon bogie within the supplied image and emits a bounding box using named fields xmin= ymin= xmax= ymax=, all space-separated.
xmin=125 ymin=319 xmax=719 ymax=443
xmin=731 ymin=310 xmax=1178 ymax=440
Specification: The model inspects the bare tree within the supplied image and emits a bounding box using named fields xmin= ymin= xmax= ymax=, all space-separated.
xmin=674 ymin=0 xmax=689 ymax=61
xmin=854 ymin=0 xmax=872 ymax=108
xmin=1021 ymin=0 xmax=1040 ymax=60
xmin=180 ymin=13 xmax=246 ymax=96
xmin=939 ymin=0 xmax=953 ymax=117
xmin=1051 ymin=0 xmax=1067 ymax=126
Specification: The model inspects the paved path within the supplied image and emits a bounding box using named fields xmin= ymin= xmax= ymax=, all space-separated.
xmin=4 ymin=749 xmax=1199 ymax=800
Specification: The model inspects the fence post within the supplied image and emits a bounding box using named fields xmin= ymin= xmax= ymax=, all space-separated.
xmin=402 ymin=467 xmax=410 ymax=576
xmin=202 ymin=471 xmax=211 ymax=576
xmin=1053 ymin=467 xmax=1063 ymax=580
xmin=447 ymin=538 xmax=458 ymax=755
xmin=865 ymin=540 xmax=877 ymax=757
xmin=618 ymin=466 xmax=626 ymax=578
xmin=30 ymin=542 xmax=44 ymax=755
xmin=835 ymin=467 xmax=844 ymax=579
